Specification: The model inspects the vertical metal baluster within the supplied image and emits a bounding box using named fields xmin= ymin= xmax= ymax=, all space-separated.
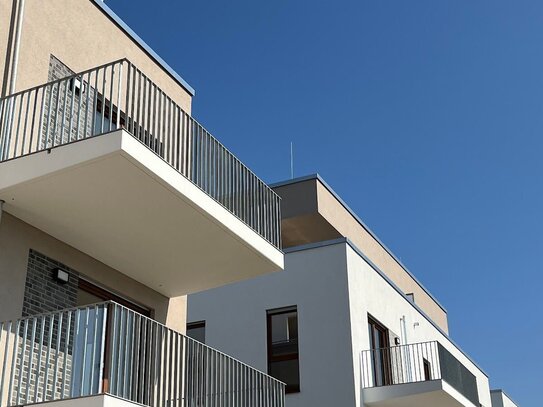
xmin=51 ymin=81 xmax=62 ymax=148
xmin=44 ymin=83 xmax=54 ymax=148
xmin=91 ymin=69 xmax=99 ymax=136
xmin=34 ymin=317 xmax=46 ymax=403
xmin=52 ymin=312 xmax=63 ymax=400
xmin=136 ymin=70 xmax=142 ymax=140
xmin=141 ymin=75 xmax=147 ymax=143
xmin=7 ymin=320 xmax=21 ymax=407
xmin=75 ymin=74 xmax=83 ymax=140
xmin=24 ymin=317 xmax=37 ymax=404
xmin=100 ymin=67 xmax=107 ymax=134
xmin=78 ymin=308 xmax=90 ymax=396
xmin=108 ymin=65 xmax=115 ymax=132
xmin=0 ymin=321 xmax=6 ymax=406
xmin=89 ymin=305 xmax=98 ymax=394
xmin=20 ymin=91 xmax=31 ymax=156
xmin=61 ymin=311 xmax=72 ymax=399
xmin=41 ymin=314 xmax=54 ymax=402
xmin=83 ymin=71 xmax=91 ymax=139
xmin=124 ymin=63 xmax=131 ymax=133
xmin=60 ymin=78 xmax=69 ymax=143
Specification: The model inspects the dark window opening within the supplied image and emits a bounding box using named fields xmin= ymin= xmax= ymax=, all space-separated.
xmin=368 ymin=316 xmax=392 ymax=386
xmin=187 ymin=321 xmax=206 ymax=343
xmin=267 ymin=306 xmax=300 ymax=393
xmin=77 ymin=278 xmax=151 ymax=317
xmin=423 ymin=358 xmax=432 ymax=381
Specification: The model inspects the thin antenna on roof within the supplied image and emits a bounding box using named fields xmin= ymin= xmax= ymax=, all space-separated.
xmin=290 ymin=142 xmax=294 ymax=179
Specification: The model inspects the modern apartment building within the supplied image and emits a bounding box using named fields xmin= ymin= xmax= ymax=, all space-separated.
xmin=188 ymin=174 xmax=520 ymax=407
xmin=0 ymin=1 xmax=285 ymax=406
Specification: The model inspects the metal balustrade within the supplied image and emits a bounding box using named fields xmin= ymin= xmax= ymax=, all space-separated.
xmin=0 ymin=302 xmax=285 ymax=407
xmin=0 ymin=59 xmax=281 ymax=249
xmin=361 ymin=341 xmax=479 ymax=406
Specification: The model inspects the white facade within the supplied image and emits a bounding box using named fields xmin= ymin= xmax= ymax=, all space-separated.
xmin=188 ymin=238 xmax=496 ymax=407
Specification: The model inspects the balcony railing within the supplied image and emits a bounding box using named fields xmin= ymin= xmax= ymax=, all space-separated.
xmin=361 ymin=341 xmax=479 ymax=406
xmin=0 ymin=302 xmax=285 ymax=407
xmin=0 ymin=59 xmax=281 ymax=249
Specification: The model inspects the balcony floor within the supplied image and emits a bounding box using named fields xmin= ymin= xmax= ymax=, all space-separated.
xmin=362 ymin=380 xmax=477 ymax=407
xmin=0 ymin=130 xmax=283 ymax=296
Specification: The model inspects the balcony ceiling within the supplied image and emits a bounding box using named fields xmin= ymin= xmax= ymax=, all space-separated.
xmin=363 ymin=380 xmax=477 ymax=407
xmin=0 ymin=130 xmax=283 ymax=296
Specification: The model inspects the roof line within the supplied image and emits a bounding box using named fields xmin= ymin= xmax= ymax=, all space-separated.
xmin=91 ymin=0 xmax=195 ymax=96
xmin=284 ymin=238 xmax=488 ymax=378
xmin=271 ymin=173 xmax=447 ymax=313
xmin=490 ymin=389 xmax=519 ymax=406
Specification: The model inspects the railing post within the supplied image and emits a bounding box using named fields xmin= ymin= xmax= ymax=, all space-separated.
xmin=101 ymin=302 xmax=115 ymax=394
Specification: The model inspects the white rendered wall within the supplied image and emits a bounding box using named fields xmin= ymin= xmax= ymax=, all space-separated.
xmin=189 ymin=240 xmax=493 ymax=407
xmin=188 ymin=243 xmax=358 ymax=407
xmin=344 ymin=243 xmax=492 ymax=407
xmin=490 ymin=391 xmax=518 ymax=407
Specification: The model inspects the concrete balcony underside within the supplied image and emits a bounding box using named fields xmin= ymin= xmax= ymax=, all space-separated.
xmin=363 ymin=380 xmax=477 ymax=407
xmin=0 ymin=130 xmax=283 ymax=296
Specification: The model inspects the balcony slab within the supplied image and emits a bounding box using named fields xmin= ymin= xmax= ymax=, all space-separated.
xmin=0 ymin=130 xmax=283 ymax=296
xmin=363 ymin=379 xmax=477 ymax=407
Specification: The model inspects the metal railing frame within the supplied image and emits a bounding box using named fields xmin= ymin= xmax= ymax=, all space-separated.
xmin=0 ymin=302 xmax=285 ymax=407
xmin=0 ymin=59 xmax=282 ymax=249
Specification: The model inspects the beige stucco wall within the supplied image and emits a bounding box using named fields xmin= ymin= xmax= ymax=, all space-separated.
xmin=0 ymin=0 xmax=192 ymax=113
xmin=315 ymin=181 xmax=449 ymax=333
xmin=0 ymin=212 xmax=186 ymax=333
xmin=0 ymin=0 xmax=14 ymax=96
xmin=274 ymin=177 xmax=449 ymax=333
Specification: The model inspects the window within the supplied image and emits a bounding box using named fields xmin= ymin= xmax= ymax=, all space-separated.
xmin=267 ymin=306 xmax=300 ymax=393
xmin=423 ymin=358 xmax=432 ymax=381
xmin=77 ymin=278 xmax=151 ymax=317
xmin=187 ymin=321 xmax=206 ymax=343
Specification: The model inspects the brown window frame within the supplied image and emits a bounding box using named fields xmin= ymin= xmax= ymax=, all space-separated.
xmin=78 ymin=278 xmax=151 ymax=317
xmin=266 ymin=306 xmax=300 ymax=394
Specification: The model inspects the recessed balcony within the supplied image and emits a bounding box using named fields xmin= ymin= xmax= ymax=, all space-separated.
xmin=361 ymin=341 xmax=480 ymax=407
xmin=0 ymin=59 xmax=284 ymax=296
xmin=0 ymin=302 xmax=285 ymax=407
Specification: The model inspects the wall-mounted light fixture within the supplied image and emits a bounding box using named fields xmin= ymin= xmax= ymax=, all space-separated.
xmin=53 ymin=268 xmax=69 ymax=284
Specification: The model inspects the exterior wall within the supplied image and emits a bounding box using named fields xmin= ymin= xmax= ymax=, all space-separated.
xmin=273 ymin=176 xmax=449 ymax=333
xmin=189 ymin=240 xmax=493 ymax=407
xmin=344 ymin=243 xmax=491 ymax=407
xmin=0 ymin=0 xmax=14 ymax=96
xmin=22 ymin=249 xmax=79 ymax=316
xmin=0 ymin=0 xmax=192 ymax=113
xmin=315 ymin=181 xmax=449 ymax=333
xmin=490 ymin=390 xmax=518 ymax=407
xmin=0 ymin=212 xmax=186 ymax=332
xmin=188 ymin=243 xmax=357 ymax=407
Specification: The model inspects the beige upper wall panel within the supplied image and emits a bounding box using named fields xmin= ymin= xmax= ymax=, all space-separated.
xmin=273 ymin=176 xmax=449 ymax=333
xmin=314 ymin=180 xmax=449 ymax=332
xmin=2 ymin=0 xmax=192 ymax=112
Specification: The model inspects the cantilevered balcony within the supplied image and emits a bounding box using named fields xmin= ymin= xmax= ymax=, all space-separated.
xmin=0 ymin=59 xmax=283 ymax=296
xmin=0 ymin=302 xmax=285 ymax=407
xmin=361 ymin=341 xmax=479 ymax=407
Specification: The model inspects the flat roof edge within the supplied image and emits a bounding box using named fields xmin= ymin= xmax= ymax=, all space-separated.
xmin=272 ymin=173 xmax=447 ymax=314
xmin=91 ymin=0 xmax=195 ymax=96
xmin=284 ymin=238 xmax=488 ymax=378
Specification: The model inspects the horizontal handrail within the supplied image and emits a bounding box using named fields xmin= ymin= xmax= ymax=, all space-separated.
xmin=361 ymin=340 xmax=479 ymax=405
xmin=0 ymin=59 xmax=282 ymax=249
xmin=0 ymin=302 xmax=285 ymax=407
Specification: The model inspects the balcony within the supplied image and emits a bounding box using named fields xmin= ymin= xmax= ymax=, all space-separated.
xmin=0 ymin=302 xmax=285 ymax=407
xmin=361 ymin=341 xmax=479 ymax=407
xmin=0 ymin=59 xmax=283 ymax=296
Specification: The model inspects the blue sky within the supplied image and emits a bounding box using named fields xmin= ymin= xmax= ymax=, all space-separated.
xmin=106 ymin=1 xmax=541 ymax=404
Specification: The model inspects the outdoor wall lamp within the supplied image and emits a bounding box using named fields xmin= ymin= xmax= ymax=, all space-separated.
xmin=53 ymin=268 xmax=69 ymax=284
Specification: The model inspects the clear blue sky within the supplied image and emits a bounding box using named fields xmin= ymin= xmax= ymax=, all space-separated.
xmin=107 ymin=1 xmax=541 ymax=405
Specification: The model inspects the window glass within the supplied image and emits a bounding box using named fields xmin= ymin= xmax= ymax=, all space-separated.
xmin=267 ymin=307 xmax=300 ymax=393
xmin=187 ymin=321 xmax=206 ymax=343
